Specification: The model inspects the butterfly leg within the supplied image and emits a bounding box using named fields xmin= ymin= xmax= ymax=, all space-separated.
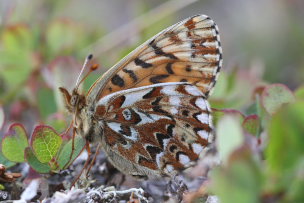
xmin=63 ymin=123 xmax=77 ymax=169
xmin=85 ymin=143 xmax=100 ymax=177
xmin=71 ymin=140 xmax=92 ymax=187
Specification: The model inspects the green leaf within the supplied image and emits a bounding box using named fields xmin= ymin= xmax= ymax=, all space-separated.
xmin=2 ymin=25 xmax=33 ymax=53
xmin=209 ymin=148 xmax=262 ymax=203
xmin=0 ymin=150 xmax=16 ymax=168
xmin=266 ymin=101 xmax=304 ymax=174
xmin=212 ymin=108 xmax=244 ymax=127
xmin=262 ymin=84 xmax=295 ymax=115
xmin=210 ymin=72 xmax=229 ymax=109
xmin=24 ymin=147 xmax=51 ymax=173
xmin=295 ymin=85 xmax=304 ymax=100
xmin=0 ymin=25 xmax=34 ymax=92
xmin=31 ymin=125 xmax=62 ymax=163
xmin=37 ymin=88 xmax=57 ymax=120
xmin=1 ymin=123 xmax=29 ymax=162
xmin=285 ymin=158 xmax=304 ymax=202
xmin=57 ymin=135 xmax=86 ymax=169
xmin=216 ymin=115 xmax=244 ymax=164
xmin=242 ymin=115 xmax=260 ymax=136
xmin=46 ymin=113 xmax=68 ymax=134
xmin=46 ymin=20 xmax=84 ymax=55
xmin=0 ymin=107 xmax=4 ymax=130
xmin=246 ymin=92 xmax=264 ymax=118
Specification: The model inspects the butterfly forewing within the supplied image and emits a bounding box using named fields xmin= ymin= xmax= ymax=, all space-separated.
xmin=87 ymin=14 xmax=222 ymax=103
xmin=94 ymin=83 xmax=213 ymax=178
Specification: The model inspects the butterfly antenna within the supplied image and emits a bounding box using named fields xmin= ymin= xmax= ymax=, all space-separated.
xmin=75 ymin=54 xmax=99 ymax=90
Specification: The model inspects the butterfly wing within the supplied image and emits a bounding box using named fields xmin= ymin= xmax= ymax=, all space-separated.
xmin=87 ymin=14 xmax=222 ymax=103
xmin=94 ymin=83 xmax=213 ymax=178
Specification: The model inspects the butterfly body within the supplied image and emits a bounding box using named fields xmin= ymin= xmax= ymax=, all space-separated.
xmin=60 ymin=14 xmax=222 ymax=179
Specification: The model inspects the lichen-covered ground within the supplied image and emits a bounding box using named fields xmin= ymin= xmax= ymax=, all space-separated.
xmin=2 ymin=146 xmax=219 ymax=202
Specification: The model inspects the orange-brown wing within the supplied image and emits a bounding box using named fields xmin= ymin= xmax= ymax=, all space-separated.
xmin=87 ymin=14 xmax=222 ymax=102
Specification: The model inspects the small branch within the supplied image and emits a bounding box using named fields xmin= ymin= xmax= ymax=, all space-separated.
xmin=81 ymin=0 xmax=198 ymax=56
xmin=0 ymin=164 xmax=22 ymax=183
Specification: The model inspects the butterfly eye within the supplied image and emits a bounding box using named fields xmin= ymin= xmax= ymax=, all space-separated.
xmin=70 ymin=95 xmax=78 ymax=106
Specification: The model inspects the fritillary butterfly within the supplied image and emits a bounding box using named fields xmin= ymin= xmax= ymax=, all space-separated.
xmin=60 ymin=14 xmax=222 ymax=179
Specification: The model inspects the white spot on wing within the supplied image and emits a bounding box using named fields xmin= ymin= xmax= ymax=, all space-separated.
xmin=195 ymin=98 xmax=207 ymax=110
xmin=196 ymin=113 xmax=209 ymax=124
xmin=185 ymin=85 xmax=203 ymax=96
xmin=165 ymin=164 xmax=174 ymax=173
xmin=192 ymin=143 xmax=203 ymax=154
xmin=205 ymin=99 xmax=211 ymax=110
xmin=107 ymin=122 xmax=138 ymax=141
xmin=121 ymin=89 xmax=152 ymax=108
xmin=169 ymin=96 xmax=181 ymax=106
xmin=107 ymin=122 xmax=121 ymax=132
xmin=179 ymin=154 xmax=190 ymax=165
xmin=108 ymin=105 xmax=114 ymax=111
xmin=156 ymin=152 xmax=164 ymax=168
xmin=127 ymin=127 xmax=139 ymax=141
xmin=202 ymin=41 xmax=217 ymax=47
xmin=170 ymin=107 xmax=178 ymax=115
xmin=162 ymin=138 xmax=170 ymax=149
xmin=204 ymin=54 xmax=218 ymax=60
xmin=134 ymin=109 xmax=169 ymax=125
xmin=197 ymin=130 xmax=209 ymax=140
xmin=161 ymin=85 xmax=178 ymax=95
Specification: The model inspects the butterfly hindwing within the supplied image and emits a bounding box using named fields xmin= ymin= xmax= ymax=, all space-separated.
xmin=94 ymin=83 xmax=213 ymax=177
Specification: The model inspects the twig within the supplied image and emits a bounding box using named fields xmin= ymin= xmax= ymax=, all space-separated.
xmin=81 ymin=0 xmax=198 ymax=56
xmin=0 ymin=164 xmax=21 ymax=182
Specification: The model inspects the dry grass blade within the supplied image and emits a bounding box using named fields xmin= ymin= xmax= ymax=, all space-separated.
xmin=82 ymin=0 xmax=198 ymax=55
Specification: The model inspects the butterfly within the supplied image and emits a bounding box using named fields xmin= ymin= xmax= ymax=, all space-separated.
xmin=59 ymin=14 xmax=222 ymax=179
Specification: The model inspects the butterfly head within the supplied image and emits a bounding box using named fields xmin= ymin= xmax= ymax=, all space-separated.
xmin=59 ymin=54 xmax=101 ymax=142
xmin=59 ymin=86 xmax=96 ymax=142
xmin=59 ymin=87 xmax=86 ymax=114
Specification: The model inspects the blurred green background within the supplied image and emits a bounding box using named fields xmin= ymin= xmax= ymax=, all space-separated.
xmin=1 ymin=0 xmax=304 ymax=129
